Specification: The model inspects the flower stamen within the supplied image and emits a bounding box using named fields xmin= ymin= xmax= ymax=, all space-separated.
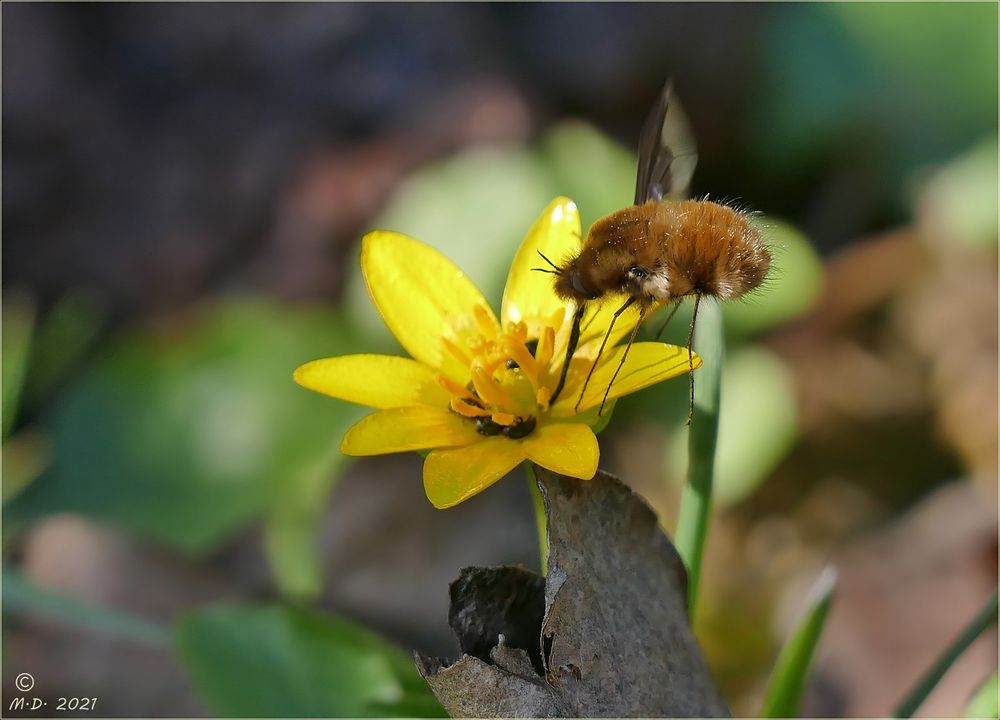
xmin=437 ymin=374 xmax=475 ymax=400
xmin=471 ymin=365 xmax=512 ymax=409
xmin=473 ymin=304 xmax=496 ymax=338
xmin=450 ymin=397 xmax=491 ymax=418
xmin=442 ymin=336 xmax=472 ymax=366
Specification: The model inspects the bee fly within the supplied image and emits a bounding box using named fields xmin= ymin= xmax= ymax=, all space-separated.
xmin=540 ymin=81 xmax=771 ymax=422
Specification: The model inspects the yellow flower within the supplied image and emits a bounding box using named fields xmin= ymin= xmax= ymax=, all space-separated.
xmin=294 ymin=198 xmax=698 ymax=508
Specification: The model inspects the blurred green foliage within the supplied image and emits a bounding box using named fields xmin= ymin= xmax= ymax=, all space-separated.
xmin=3 ymin=569 xmax=171 ymax=647
xmin=4 ymin=4 xmax=996 ymax=712
xmin=924 ymin=136 xmax=999 ymax=249
xmin=668 ymin=347 xmax=797 ymax=508
xmin=24 ymin=291 xmax=107 ymax=405
xmin=2 ymin=292 xmax=36 ymax=438
xmin=5 ymin=301 xmax=364 ymax=585
xmin=176 ymin=604 xmax=445 ymax=718
xmin=347 ymin=121 xmax=639 ymax=339
xmin=2 ymin=293 xmax=50 ymax=507
xmin=964 ymin=671 xmax=998 ymax=719
xmin=751 ymin=3 xmax=997 ymax=212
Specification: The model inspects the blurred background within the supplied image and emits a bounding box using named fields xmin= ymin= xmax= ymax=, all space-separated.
xmin=2 ymin=3 xmax=997 ymax=717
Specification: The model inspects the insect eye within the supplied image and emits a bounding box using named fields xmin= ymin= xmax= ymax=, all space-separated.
xmin=570 ymin=272 xmax=600 ymax=300
xmin=627 ymin=266 xmax=646 ymax=279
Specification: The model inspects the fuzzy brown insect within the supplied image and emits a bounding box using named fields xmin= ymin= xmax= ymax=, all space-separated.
xmin=544 ymin=82 xmax=771 ymax=421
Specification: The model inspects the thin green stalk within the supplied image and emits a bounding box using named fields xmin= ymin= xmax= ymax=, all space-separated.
xmin=2 ymin=569 xmax=171 ymax=647
xmin=526 ymin=463 xmax=547 ymax=575
xmin=892 ymin=588 xmax=998 ymax=718
xmin=760 ymin=566 xmax=838 ymax=718
xmin=674 ymin=299 xmax=723 ymax=620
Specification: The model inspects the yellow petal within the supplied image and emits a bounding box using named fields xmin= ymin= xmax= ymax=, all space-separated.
xmin=575 ymin=299 xmax=645 ymax=357
xmin=423 ymin=440 xmax=526 ymax=509
xmin=362 ymin=231 xmax=497 ymax=381
xmin=500 ymin=198 xmax=581 ymax=337
xmin=294 ymin=355 xmax=451 ymax=409
xmin=522 ymin=423 xmax=598 ymax=479
xmin=553 ymin=342 xmax=699 ymax=414
xmin=341 ymin=406 xmax=480 ymax=456
xmin=544 ymin=296 xmax=645 ymax=383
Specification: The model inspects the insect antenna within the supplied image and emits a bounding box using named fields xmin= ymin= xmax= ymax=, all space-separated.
xmin=685 ymin=294 xmax=702 ymax=425
xmin=653 ymin=298 xmax=683 ymax=341
xmin=531 ymin=250 xmax=563 ymax=275
xmin=549 ymin=303 xmax=586 ymax=404
xmin=598 ymin=303 xmax=650 ymax=415
xmin=537 ymin=251 xmax=560 ymax=270
xmin=574 ymin=296 xmax=637 ymax=411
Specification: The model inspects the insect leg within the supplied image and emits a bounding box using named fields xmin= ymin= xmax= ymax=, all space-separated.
xmin=653 ymin=298 xmax=683 ymax=341
xmin=598 ymin=302 xmax=650 ymax=415
xmin=574 ymin=296 xmax=637 ymax=411
xmin=549 ymin=303 xmax=587 ymax=405
xmin=685 ymin=294 xmax=701 ymax=426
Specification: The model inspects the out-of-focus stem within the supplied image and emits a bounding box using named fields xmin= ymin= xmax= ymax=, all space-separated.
xmin=891 ymin=588 xmax=998 ymax=718
xmin=527 ymin=463 xmax=547 ymax=575
xmin=674 ymin=299 xmax=723 ymax=621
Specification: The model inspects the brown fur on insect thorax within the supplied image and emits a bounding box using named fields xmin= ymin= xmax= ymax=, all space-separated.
xmin=553 ymin=199 xmax=771 ymax=308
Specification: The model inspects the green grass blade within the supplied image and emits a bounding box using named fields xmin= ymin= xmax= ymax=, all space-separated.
xmin=892 ymin=588 xmax=998 ymax=718
xmin=760 ymin=566 xmax=838 ymax=718
xmin=2 ymin=569 xmax=171 ymax=647
xmin=675 ymin=299 xmax=723 ymax=619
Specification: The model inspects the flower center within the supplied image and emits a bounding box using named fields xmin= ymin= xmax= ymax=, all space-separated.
xmin=438 ymin=304 xmax=563 ymax=438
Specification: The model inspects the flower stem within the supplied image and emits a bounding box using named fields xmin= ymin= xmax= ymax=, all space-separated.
xmin=674 ymin=299 xmax=723 ymax=621
xmin=526 ymin=463 xmax=548 ymax=575
xmin=891 ymin=588 xmax=998 ymax=718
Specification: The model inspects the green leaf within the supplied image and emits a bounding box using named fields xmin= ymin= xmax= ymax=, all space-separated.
xmin=176 ymin=604 xmax=445 ymax=718
xmin=965 ymin=671 xmax=998 ymax=719
xmin=540 ymin=121 xmax=635 ymax=232
xmin=5 ymin=299 xmax=364 ymax=554
xmin=24 ymin=290 xmax=107 ymax=404
xmin=752 ymin=4 xmax=997 ymax=199
xmin=2 ymin=569 xmax=170 ymax=647
xmin=760 ymin=566 xmax=837 ymax=718
xmin=263 ymin=447 xmax=342 ymax=600
xmin=2 ymin=292 xmax=36 ymax=438
xmin=921 ymin=136 xmax=999 ymax=250
xmin=2 ymin=431 xmax=50 ymax=504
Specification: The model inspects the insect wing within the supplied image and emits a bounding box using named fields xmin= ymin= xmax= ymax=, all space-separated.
xmin=634 ymin=80 xmax=698 ymax=203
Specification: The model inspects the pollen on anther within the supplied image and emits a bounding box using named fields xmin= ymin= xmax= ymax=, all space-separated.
xmin=491 ymin=411 xmax=517 ymax=426
xmin=450 ymin=398 xmax=490 ymax=418
xmin=437 ymin=374 xmax=474 ymax=400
